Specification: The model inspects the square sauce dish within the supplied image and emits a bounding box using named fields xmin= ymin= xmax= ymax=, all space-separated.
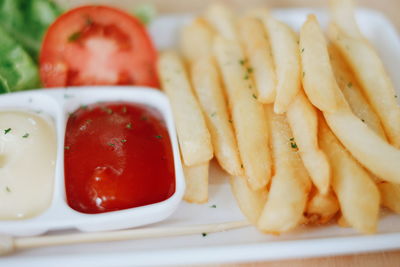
xmin=0 ymin=87 xmax=185 ymax=236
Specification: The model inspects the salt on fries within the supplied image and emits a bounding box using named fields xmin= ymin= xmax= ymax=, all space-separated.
xmin=157 ymin=0 xmax=400 ymax=235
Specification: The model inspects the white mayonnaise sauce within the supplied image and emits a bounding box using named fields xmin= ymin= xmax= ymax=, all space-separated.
xmin=0 ymin=111 xmax=56 ymax=220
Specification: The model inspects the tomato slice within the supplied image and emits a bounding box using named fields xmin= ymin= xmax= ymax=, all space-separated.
xmin=40 ymin=5 xmax=159 ymax=88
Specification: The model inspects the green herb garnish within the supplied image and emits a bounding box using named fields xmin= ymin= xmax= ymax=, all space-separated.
xmin=202 ymin=233 xmax=207 ymax=237
xmin=5 ymin=187 xmax=11 ymax=193
xmin=210 ymin=204 xmax=217 ymax=208
xmin=347 ymin=82 xmax=353 ymax=88
xmin=22 ymin=133 xmax=29 ymax=138
xmin=155 ymin=135 xmax=163 ymax=139
xmin=4 ymin=128 xmax=11 ymax=134
xmin=64 ymin=146 xmax=70 ymax=150
xmin=211 ymin=112 xmax=217 ymax=117
xmin=126 ymin=123 xmax=133 ymax=129
xmin=68 ymin=31 xmax=81 ymax=42
xmin=252 ymin=94 xmax=258 ymax=100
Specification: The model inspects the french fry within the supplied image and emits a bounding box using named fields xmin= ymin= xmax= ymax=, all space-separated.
xmin=298 ymin=15 xmax=400 ymax=184
xmin=181 ymin=19 xmax=243 ymax=176
xmin=180 ymin=18 xmax=214 ymax=64
xmin=329 ymin=0 xmax=362 ymax=39
xmin=305 ymin=189 xmax=339 ymax=225
xmin=213 ymin=36 xmax=271 ymax=190
xmin=158 ymin=51 xmax=213 ymax=166
xmin=257 ymin=106 xmax=311 ymax=234
xmin=205 ymin=3 xmax=238 ymax=41
xmin=299 ymin=15 xmax=340 ymax=112
xmin=230 ymin=176 xmax=268 ymax=225
xmin=328 ymin=2 xmax=400 ymax=147
xmin=319 ymin=118 xmax=380 ymax=234
xmin=261 ymin=15 xmax=301 ymax=114
xmin=183 ymin=162 xmax=209 ymax=204
xmin=378 ymin=183 xmax=400 ymax=214
xmin=337 ymin=215 xmax=351 ymax=228
xmin=328 ymin=44 xmax=387 ymax=139
xmin=190 ymin=59 xmax=243 ymax=176
xmin=329 ymin=44 xmax=400 ymax=214
xmin=287 ymin=91 xmax=331 ymax=194
xmin=324 ymin=109 xmax=400 ymax=184
xmin=237 ymin=17 xmax=276 ymax=103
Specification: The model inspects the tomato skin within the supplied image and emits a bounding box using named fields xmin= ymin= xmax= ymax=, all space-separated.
xmin=64 ymin=102 xmax=175 ymax=214
xmin=40 ymin=6 xmax=159 ymax=88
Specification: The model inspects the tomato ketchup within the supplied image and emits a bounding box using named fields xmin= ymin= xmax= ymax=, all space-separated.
xmin=64 ymin=102 xmax=175 ymax=214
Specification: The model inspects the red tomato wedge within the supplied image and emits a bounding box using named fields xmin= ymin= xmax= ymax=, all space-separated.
xmin=40 ymin=6 xmax=159 ymax=88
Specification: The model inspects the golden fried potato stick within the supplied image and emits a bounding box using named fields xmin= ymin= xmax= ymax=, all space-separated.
xmin=158 ymin=51 xmax=213 ymax=166
xmin=305 ymin=189 xmax=339 ymax=225
xmin=183 ymin=162 xmax=209 ymax=204
xmin=180 ymin=18 xmax=214 ymax=64
xmin=257 ymin=106 xmax=311 ymax=234
xmin=237 ymin=17 xmax=276 ymax=103
xmin=213 ymin=36 xmax=271 ymax=190
xmin=319 ymin=118 xmax=380 ymax=234
xmin=299 ymin=15 xmax=400 ymax=184
xmin=181 ymin=19 xmax=243 ymax=176
xmin=328 ymin=44 xmax=387 ymax=139
xmin=261 ymin=15 xmax=301 ymax=114
xmin=299 ymin=15 xmax=340 ymax=112
xmin=329 ymin=0 xmax=400 ymax=147
xmin=205 ymin=3 xmax=238 ymax=41
xmin=230 ymin=176 xmax=268 ymax=225
xmin=287 ymin=91 xmax=331 ymax=195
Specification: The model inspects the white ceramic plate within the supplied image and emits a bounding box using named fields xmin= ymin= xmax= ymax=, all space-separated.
xmin=2 ymin=7 xmax=400 ymax=267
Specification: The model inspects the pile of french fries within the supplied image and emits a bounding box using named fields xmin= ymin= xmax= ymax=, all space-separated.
xmin=157 ymin=0 xmax=400 ymax=235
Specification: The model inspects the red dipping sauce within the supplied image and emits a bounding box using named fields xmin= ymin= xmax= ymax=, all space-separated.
xmin=64 ymin=102 xmax=175 ymax=214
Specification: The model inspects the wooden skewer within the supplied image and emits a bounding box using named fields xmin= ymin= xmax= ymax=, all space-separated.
xmin=0 ymin=220 xmax=250 ymax=256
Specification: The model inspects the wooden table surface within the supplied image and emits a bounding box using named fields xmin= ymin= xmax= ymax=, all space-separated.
xmin=60 ymin=0 xmax=400 ymax=266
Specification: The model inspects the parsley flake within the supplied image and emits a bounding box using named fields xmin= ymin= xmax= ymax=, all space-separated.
xmin=64 ymin=94 xmax=73 ymax=99
xmin=64 ymin=146 xmax=70 ymax=150
xmin=361 ymin=119 xmax=365 ymax=123
xmin=244 ymin=74 xmax=249 ymax=80
xmin=5 ymin=187 xmax=11 ymax=193
xmin=121 ymin=139 xmax=127 ymax=143
xmin=126 ymin=123 xmax=133 ymax=129
xmin=108 ymin=143 xmax=115 ymax=147
xmin=228 ymin=119 xmax=233 ymax=123
xmin=290 ymin=138 xmax=298 ymax=149
xmin=102 ymin=107 xmax=113 ymax=115
xmin=4 ymin=128 xmax=11 ymax=135
xmin=202 ymin=233 xmax=207 ymax=237
xmin=301 ymin=48 xmax=305 ymax=53
xmin=247 ymin=67 xmax=253 ymax=73
xmin=80 ymin=105 xmax=88 ymax=110
xmin=347 ymin=82 xmax=353 ymax=88
xmin=303 ymin=71 xmax=306 ymax=78
xmin=211 ymin=112 xmax=217 ymax=117
xmin=22 ymin=133 xmax=29 ymax=138
xmin=252 ymin=94 xmax=258 ymax=100
xmin=290 ymin=142 xmax=298 ymax=149
xmin=210 ymin=204 xmax=217 ymax=208
xmin=239 ymin=59 xmax=245 ymax=65
xmin=395 ymin=95 xmax=398 ymax=99
xmin=68 ymin=31 xmax=81 ymax=42
xmin=155 ymin=135 xmax=163 ymax=139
